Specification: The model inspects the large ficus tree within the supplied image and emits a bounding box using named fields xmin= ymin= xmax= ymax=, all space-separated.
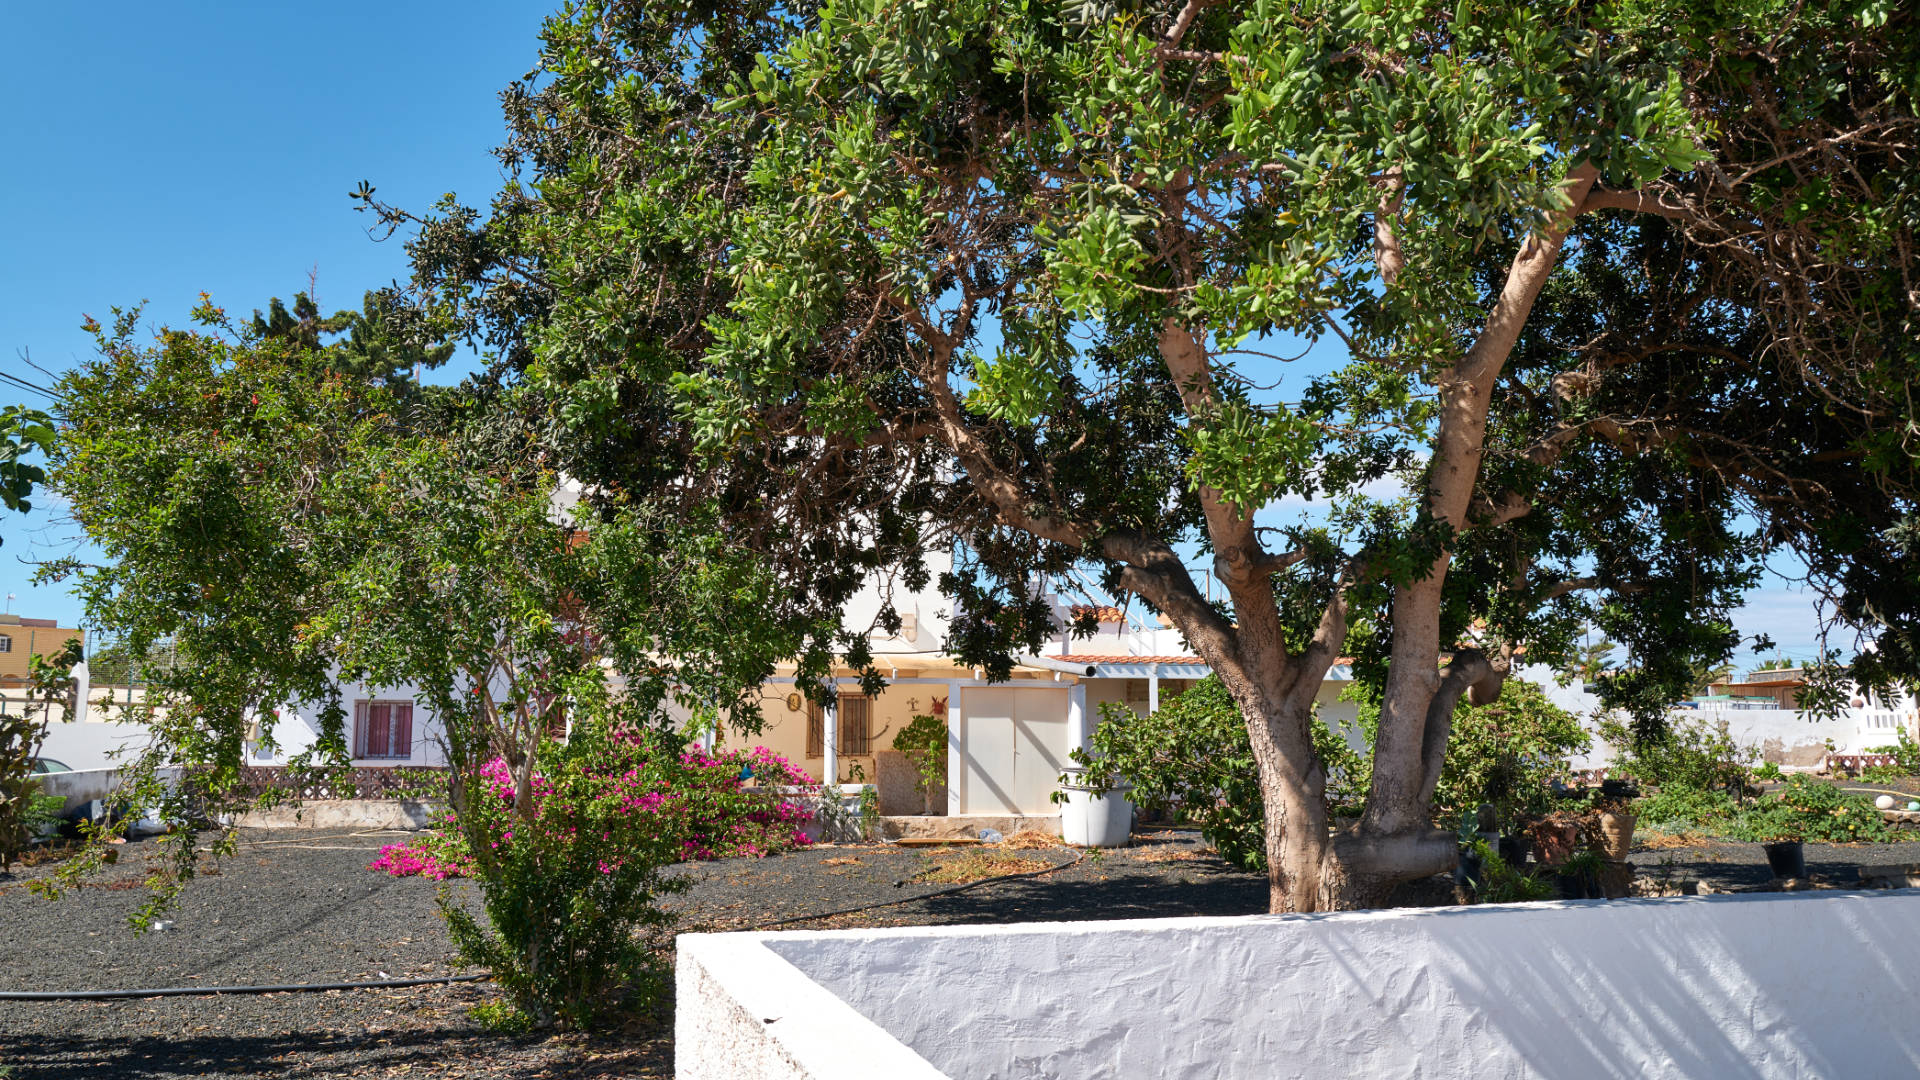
xmin=378 ymin=0 xmax=1917 ymax=909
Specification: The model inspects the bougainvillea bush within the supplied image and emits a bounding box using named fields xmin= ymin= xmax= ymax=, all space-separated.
xmin=434 ymin=729 xmax=688 ymax=1030
xmin=662 ymin=744 xmax=817 ymax=860
xmin=370 ymin=742 xmax=817 ymax=885
xmin=369 ymin=818 xmax=471 ymax=880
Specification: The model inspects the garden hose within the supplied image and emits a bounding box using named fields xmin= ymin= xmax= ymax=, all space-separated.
xmin=0 ymin=973 xmax=489 ymax=1002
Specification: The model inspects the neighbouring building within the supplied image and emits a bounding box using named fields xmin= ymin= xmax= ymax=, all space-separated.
xmin=0 ymin=614 xmax=83 ymax=692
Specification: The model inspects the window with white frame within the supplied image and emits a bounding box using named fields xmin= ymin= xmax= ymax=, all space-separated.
xmin=354 ymin=700 xmax=414 ymax=760
xmin=0 ymin=635 xmax=11 ymax=653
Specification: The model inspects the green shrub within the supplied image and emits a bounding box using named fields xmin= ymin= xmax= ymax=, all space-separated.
xmin=1730 ymin=775 xmax=1895 ymax=844
xmin=1600 ymin=714 xmax=1756 ymax=795
xmin=0 ymin=709 xmax=52 ymax=869
xmin=1069 ymin=678 xmax=1364 ymax=872
xmin=1634 ymin=784 xmax=1743 ymax=834
xmin=1071 ymin=676 xmax=1585 ymax=871
xmin=1752 ymin=761 xmax=1784 ymax=782
xmin=1466 ymin=839 xmax=1557 ymax=903
xmin=1418 ymin=682 xmax=1590 ymax=830
xmin=1865 ymin=729 xmax=1920 ymax=777
xmin=891 ymin=713 xmax=948 ymax=812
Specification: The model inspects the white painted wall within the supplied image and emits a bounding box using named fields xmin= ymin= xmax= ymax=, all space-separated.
xmin=1512 ymin=663 xmax=1920 ymax=771
xmin=266 ymin=679 xmax=451 ymax=768
xmin=719 ymin=892 xmax=1920 ymax=1080
xmin=35 ymin=719 xmax=152 ymax=772
xmin=842 ymin=546 xmax=954 ymax=659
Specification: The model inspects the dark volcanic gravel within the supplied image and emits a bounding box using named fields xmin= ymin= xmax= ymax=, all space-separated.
xmin=1628 ymin=838 xmax=1920 ymax=892
xmin=6 ymin=823 xmax=1916 ymax=1077
xmin=0 ymin=827 xmax=1267 ymax=1078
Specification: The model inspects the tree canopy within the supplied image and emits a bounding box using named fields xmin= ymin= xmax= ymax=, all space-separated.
xmin=39 ymin=299 xmax=832 ymax=913
xmin=343 ymin=0 xmax=1919 ymax=910
xmin=21 ymin=0 xmax=1914 ymax=915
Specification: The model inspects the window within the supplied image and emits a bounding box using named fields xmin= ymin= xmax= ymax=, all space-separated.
xmin=354 ymin=701 xmax=414 ymax=759
xmin=838 ymin=695 xmax=871 ymax=755
xmin=805 ymin=694 xmax=871 ymax=758
xmin=0 ymin=635 xmax=10 ymax=653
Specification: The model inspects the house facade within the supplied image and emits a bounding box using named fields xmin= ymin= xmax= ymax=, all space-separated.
xmin=710 ymin=553 xmax=1362 ymax=819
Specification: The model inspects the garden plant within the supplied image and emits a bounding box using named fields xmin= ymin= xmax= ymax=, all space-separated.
xmin=891 ymin=713 xmax=950 ymax=814
xmin=37 ymin=303 xmax=838 ymax=1025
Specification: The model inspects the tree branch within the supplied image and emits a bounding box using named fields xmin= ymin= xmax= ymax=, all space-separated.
xmin=1160 ymin=0 xmax=1213 ymax=50
xmin=1579 ymin=186 xmax=1694 ymax=220
xmin=1373 ymin=167 xmax=1406 ymax=287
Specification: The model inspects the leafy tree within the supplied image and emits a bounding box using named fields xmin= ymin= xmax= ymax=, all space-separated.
xmin=251 ymin=288 xmax=457 ymax=384
xmin=0 ymin=640 xmax=83 ymax=869
xmin=1688 ymin=660 xmax=1735 ymax=696
xmin=40 ymin=299 xmax=826 ymax=951
xmin=1570 ymin=639 xmax=1620 ymax=684
xmin=363 ymin=0 xmax=1916 ymax=909
xmin=0 ymin=403 xmax=63 ymax=865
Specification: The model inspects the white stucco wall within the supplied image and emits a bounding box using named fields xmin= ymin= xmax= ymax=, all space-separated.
xmin=684 ymin=892 xmax=1920 ymax=1079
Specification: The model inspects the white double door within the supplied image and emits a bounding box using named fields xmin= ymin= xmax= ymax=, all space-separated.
xmin=958 ymin=687 xmax=1069 ymax=815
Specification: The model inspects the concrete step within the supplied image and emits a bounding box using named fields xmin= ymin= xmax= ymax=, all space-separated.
xmin=880 ymin=814 xmax=1060 ymax=840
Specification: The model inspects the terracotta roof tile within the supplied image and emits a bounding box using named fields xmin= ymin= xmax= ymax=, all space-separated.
xmin=1067 ymin=605 xmax=1127 ymax=622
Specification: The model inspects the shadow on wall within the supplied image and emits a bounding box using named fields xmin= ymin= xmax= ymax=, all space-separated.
xmin=1411 ymin=896 xmax=1920 ymax=1079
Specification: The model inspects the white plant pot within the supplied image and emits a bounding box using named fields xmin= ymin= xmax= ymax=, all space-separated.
xmin=1060 ymin=783 xmax=1134 ymax=847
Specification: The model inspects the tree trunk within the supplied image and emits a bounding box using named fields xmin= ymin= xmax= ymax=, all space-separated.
xmin=1225 ymin=670 xmax=1459 ymax=912
xmin=1245 ymin=698 xmax=1329 ymax=913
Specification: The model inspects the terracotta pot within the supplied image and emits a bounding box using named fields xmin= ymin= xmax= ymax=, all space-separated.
xmin=1531 ymin=821 xmax=1581 ymax=867
xmin=1597 ymin=811 xmax=1637 ymax=861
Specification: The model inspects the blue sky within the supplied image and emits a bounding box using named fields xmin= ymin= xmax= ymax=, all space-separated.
xmin=0 ymin=3 xmax=1833 ymax=666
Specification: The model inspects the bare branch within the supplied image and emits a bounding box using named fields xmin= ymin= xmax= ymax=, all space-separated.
xmin=1160 ymin=0 xmax=1213 ymax=50
xmin=1579 ymin=186 xmax=1694 ymax=220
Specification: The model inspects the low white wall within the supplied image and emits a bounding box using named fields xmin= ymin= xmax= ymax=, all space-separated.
xmin=34 ymin=766 xmax=182 ymax=817
xmin=227 ymin=799 xmax=442 ymax=831
xmin=677 ymin=934 xmax=945 ymax=1080
xmin=685 ymin=891 xmax=1920 ymax=1079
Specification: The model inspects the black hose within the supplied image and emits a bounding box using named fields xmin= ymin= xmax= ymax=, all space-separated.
xmin=0 ymin=973 xmax=488 ymax=1001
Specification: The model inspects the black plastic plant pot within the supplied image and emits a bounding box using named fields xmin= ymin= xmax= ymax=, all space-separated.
xmin=1456 ymin=847 xmax=1485 ymax=888
xmin=1555 ymin=872 xmax=1597 ymax=900
xmin=1763 ymin=840 xmax=1805 ymax=880
xmin=1600 ymin=778 xmax=1638 ymax=800
xmin=1498 ymin=835 xmax=1531 ymax=868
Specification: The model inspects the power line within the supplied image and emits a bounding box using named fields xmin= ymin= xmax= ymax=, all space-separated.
xmin=0 ymin=370 xmax=60 ymax=400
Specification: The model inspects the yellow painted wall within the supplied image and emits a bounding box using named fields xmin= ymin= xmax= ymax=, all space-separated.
xmin=722 ymin=683 xmax=949 ymax=784
xmin=0 ymin=620 xmax=83 ymax=685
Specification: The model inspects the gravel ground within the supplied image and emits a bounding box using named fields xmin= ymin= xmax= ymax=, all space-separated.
xmin=1629 ymin=838 xmax=1920 ymax=892
xmin=0 ymin=827 xmax=1264 ymax=1078
xmin=5 ymin=823 xmax=1916 ymax=1078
